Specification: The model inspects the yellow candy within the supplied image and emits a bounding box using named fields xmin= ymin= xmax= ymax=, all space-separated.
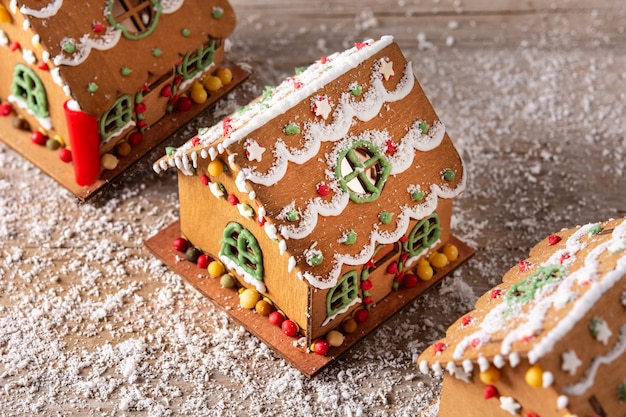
xmin=255 ymin=299 xmax=273 ymax=316
xmin=116 ymin=141 xmax=131 ymax=157
xmin=416 ymin=259 xmax=434 ymax=281
xmin=208 ymin=160 xmax=224 ymax=177
xmin=442 ymin=243 xmax=459 ymax=262
xmin=207 ymin=260 xmax=225 ymax=277
xmin=0 ymin=4 xmax=12 ymax=23
xmin=216 ymin=67 xmax=233 ymax=85
xmin=326 ymin=330 xmax=344 ymax=347
xmin=525 ymin=364 xmax=543 ymax=388
xmin=203 ymin=75 xmax=222 ymax=92
xmin=101 ymin=153 xmax=119 ymax=170
xmin=429 ymin=252 xmax=449 ymax=269
xmin=190 ymin=84 xmax=208 ymax=104
xmin=479 ymin=365 xmax=501 ymax=385
xmin=240 ymin=288 xmax=260 ymax=309
xmin=342 ymin=317 xmax=357 ymax=334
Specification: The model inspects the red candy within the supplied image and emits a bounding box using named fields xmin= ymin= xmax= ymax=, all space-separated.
xmin=30 ymin=131 xmax=46 ymax=146
xmin=354 ymin=308 xmax=369 ymax=323
xmin=403 ymin=273 xmax=418 ymax=288
xmin=519 ymin=260 xmax=532 ymax=272
xmin=281 ymin=319 xmax=298 ymax=337
xmin=173 ymin=237 xmax=189 ymax=252
xmin=360 ymin=279 xmax=373 ymax=291
xmin=128 ymin=131 xmax=143 ymax=146
xmin=200 ymin=174 xmax=210 ymax=186
xmin=0 ymin=103 xmax=13 ymax=116
xmin=313 ymin=340 xmax=330 ymax=355
xmin=161 ymin=85 xmax=173 ymax=97
xmin=433 ymin=342 xmax=446 ymax=354
xmin=227 ymin=194 xmax=239 ymax=205
xmin=548 ymin=234 xmax=562 ymax=245
xmin=317 ymin=183 xmax=330 ymax=196
xmin=196 ymin=254 xmax=210 ymax=269
xmin=58 ymin=148 xmax=72 ymax=163
xmin=177 ymin=96 xmax=192 ymax=112
xmin=268 ymin=311 xmax=285 ymax=327
xmin=483 ymin=385 xmax=499 ymax=400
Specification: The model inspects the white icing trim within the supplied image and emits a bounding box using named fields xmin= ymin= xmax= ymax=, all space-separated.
xmin=20 ymin=0 xmax=63 ymax=18
xmin=161 ymin=0 xmax=185 ymax=14
xmin=53 ymin=28 xmax=122 ymax=67
xmin=7 ymin=95 xmax=52 ymax=130
xmin=562 ymin=324 xmax=626 ymax=396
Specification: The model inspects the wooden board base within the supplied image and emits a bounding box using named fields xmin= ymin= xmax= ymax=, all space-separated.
xmin=0 ymin=64 xmax=248 ymax=201
xmin=146 ymin=221 xmax=474 ymax=378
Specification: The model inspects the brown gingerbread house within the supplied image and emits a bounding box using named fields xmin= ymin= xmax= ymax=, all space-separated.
xmin=149 ymin=36 xmax=472 ymax=376
xmin=0 ymin=0 xmax=245 ymax=198
xmin=418 ymin=217 xmax=626 ymax=417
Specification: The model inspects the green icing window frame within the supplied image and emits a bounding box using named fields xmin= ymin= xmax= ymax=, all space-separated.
xmin=107 ymin=0 xmax=162 ymax=40
xmin=220 ymin=222 xmax=264 ymax=282
xmin=334 ymin=140 xmax=391 ymax=203
xmin=404 ymin=213 xmax=441 ymax=258
xmin=327 ymin=270 xmax=359 ymax=317
xmin=11 ymin=64 xmax=49 ymax=119
xmin=100 ymin=94 xmax=133 ymax=141
xmin=177 ymin=41 xmax=216 ymax=81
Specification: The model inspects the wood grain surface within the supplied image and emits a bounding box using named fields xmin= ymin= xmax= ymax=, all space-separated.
xmin=0 ymin=1 xmax=625 ymax=415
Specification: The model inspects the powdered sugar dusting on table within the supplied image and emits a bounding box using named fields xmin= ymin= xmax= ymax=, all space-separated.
xmin=1 ymin=1 xmax=626 ymax=415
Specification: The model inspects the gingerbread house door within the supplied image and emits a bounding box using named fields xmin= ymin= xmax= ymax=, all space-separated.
xmin=363 ymin=242 xmax=402 ymax=305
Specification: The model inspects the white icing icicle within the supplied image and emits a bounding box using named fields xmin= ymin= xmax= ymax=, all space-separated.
xmin=20 ymin=0 xmax=63 ymax=18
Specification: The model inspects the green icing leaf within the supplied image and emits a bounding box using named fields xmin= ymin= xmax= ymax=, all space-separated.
xmin=418 ymin=121 xmax=430 ymax=134
xmin=165 ymin=146 xmax=177 ymax=156
xmin=283 ymin=123 xmax=300 ymax=135
xmin=378 ymin=211 xmax=394 ymax=225
xmin=506 ymin=264 xmax=565 ymax=313
xmin=343 ymin=231 xmax=357 ymax=245
xmin=411 ymin=190 xmax=425 ymax=202
xmin=588 ymin=224 xmax=602 ymax=235
xmin=442 ymin=168 xmax=455 ymax=181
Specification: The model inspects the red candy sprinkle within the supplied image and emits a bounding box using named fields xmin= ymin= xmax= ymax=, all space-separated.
xmin=128 ymin=131 xmax=143 ymax=146
xmin=227 ymin=194 xmax=239 ymax=205
xmin=0 ymin=103 xmax=13 ymax=116
xmin=525 ymin=413 xmax=540 ymax=417
xmin=403 ymin=273 xmax=418 ymax=288
xmin=385 ymin=139 xmax=396 ymax=154
xmin=354 ymin=308 xmax=369 ymax=323
xmin=172 ymin=237 xmax=189 ymax=252
xmin=268 ymin=311 xmax=285 ymax=327
xmin=320 ymin=56 xmax=328 ymax=64
xmin=93 ymin=22 xmax=105 ymax=33
xmin=363 ymin=296 xmax=374 ymax=305
xmin=490 ymin=288 xmax=503 ymax=299
xmin=360 ymin=279 xmax=373 ymax=291
xmin=355 ymin=42 xmax=369 ymax=50
xmin=192 ymin=137 xmax=200 ymax=146
xmin=256 ymin=216 xmax=266 ymax=227
xmin=461 ymin=316 xmax=473 ymax=327
xmin=58 ymin=148 xmax=72 ymax=163
xmin=548 ymin=234 xmax=562 ymax=245
xmin=136 ymin=120 xmax=148 ymax=129
xmin=30 ymin=131 xmax=46 ymax=146
xmin=560 ymin=253 xmax=570 ymax=264
xmin=313 ymin=340 xmax=330 ymax=355
xmin=222 ymin=117 xmax=233 ymax=136
xmin=10 ymin=41 xmax=20 ymax=52
xmin=37 ymin=62 xmax=49 ymax=71
xmin=365 ymin=259 xmax=376 ymax=269
xmin=433 ymin=342 xmax=446 ymax=355
xmin=483 ymin=385 xmax=499 ymax=400
xmin=317 ymin=183 xmax=330 ymax=196
xmin=196 ymin=254 xmax=210 ymax=269
xmin=470 ymin=338 xmax=481 ymax=348
xmin=200 ymin=174 xmax=210 ymax=186
xmin=519 ymin=260 xmax=532 ymax=272
xmin=281 ymin=319 xmax=298 ymax=337
xmin=386 ymin=262 xmax=398 ymax=275
xmin=161 ymin=85 xmax=173 ymax=97
xmin=177 ymin=96 xmax=192 ymax=112
xmin=134 ymin=103 xmax=147 ymax=114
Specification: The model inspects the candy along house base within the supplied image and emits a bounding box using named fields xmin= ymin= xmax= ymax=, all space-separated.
xmin=148 ymin=36 xmax=473 ymax=376
xmin=0 ymin=0 xmax=247 ymax=200
xmin=418 ymin=218 xmax=626 ymax=417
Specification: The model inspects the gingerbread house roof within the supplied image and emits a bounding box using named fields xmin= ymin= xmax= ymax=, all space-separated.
xmin=154 ymin=36 xmax=466 ymax=290
xmin=418 ymin=218 xmax=626 ymax=396
xmin=14 ymin=0 xmax=235 ymax=116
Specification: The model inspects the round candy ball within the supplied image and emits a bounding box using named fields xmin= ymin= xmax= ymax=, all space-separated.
xmin=203 ymin=75 xmax=222 ymax=92
xmin=207 ymin=160 xmax=224 ymax=177
xmin=325 ymin=330 xmax=344 ymax=347
xmin=429 ymin=252 xmax=449 ymax=269
xmin=216 ymin=67 xmax=233 ymax=85
xmin=255 ymin=299 xmax=274 ymax=316
xmin=416 ymin=259 xmax=434 ymax=281
xmin=479 ymin=365 xmax=501 ymax=385
xmin=268 ymin=311 xmax=285 ymax=327
xmin=58 ymin=148 xmax=72 ymax=163
xmin=354 ymin=308 xmax=369 ymax=323
xmin=341 ymin=317 xmax=357 ymax=334
xmin=281 ymin=319 xmax=298 ymax=337
xmin=312 ymin=339 xmax=330 ymax=355
xmin=30 ymin=130 xmax=46 ymax=146
xmin=172 ymin=237 xmax=189 ymax=252
xmin=239 ymin=288 xmax=260 ymax=309
xmin=207 ymin=261 xmax=225 ymax=277
xmin=220 ymin=273 xmax=236 ymax=289
xmin=403 ymin=273 xmax=419 ymax=289
xmin=196 ymin=253 xmax=210 ymax=269
xmin=442 ymin=243 xmax=459 ymax=262
xmin=525 ymin=364 xmax=544 ymax=388
xmin=101 ymin=153 xmax=119 ymax=170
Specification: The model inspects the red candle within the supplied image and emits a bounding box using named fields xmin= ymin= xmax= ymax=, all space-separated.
xmin=63 ymin=100 xmax=100 ymax=186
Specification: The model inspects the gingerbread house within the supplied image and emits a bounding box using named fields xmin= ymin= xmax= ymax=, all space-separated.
xmin=149 ymin=36 xmax=472 ymax=376
xmin=418 ymin=218 xmax=626 ymax=417
xmin=0 ymin=0 xmax=245 ymax=198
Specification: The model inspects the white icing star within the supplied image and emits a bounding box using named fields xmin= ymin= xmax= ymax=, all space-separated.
xmin=561 ymin=350 xmax=582 ymax=376
xmin=245 ymin=139 xmax=266 ymax=162
xmin=591 ymin=318 xmax=612 ymax=345
xmin=312 ymin=95 xmax=332 ymax=119
xmin=379 ymin=58 xmax=395 ymax=80
xmin=499 ymin=397 xmax=521 ymax=415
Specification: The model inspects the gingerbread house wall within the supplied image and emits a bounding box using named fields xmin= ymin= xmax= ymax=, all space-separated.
xmin=307 ymin=199 xmax=453 ymax=341
xmin=177 ymin=159 xmax=312 ymax=335
xmin=0 ymin=6 xmax=71 ymax=145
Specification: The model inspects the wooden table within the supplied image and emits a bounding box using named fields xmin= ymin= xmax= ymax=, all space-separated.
xmin=1 ymin=1 xmax=625 ymax=415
